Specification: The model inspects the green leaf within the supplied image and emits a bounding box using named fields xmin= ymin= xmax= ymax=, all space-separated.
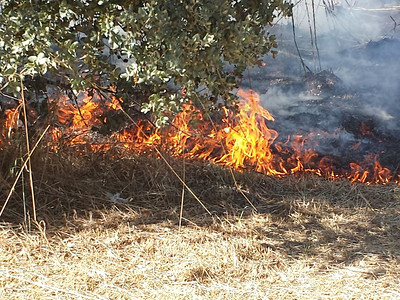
xmin=0 ymin=0 xmax=292 ymax=125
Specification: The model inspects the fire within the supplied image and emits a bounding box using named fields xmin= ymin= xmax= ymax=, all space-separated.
xmin=348 ymin=155 xmax=393 ymax=184
xmin=56 ymin=93 xmax=101 ymax=129
xmin=1 ymin=107 xmax=20 ymax=142
xmin=1 ymin=88 xmax=399 ymax=185
xmin=216 ymin=89 xmax=279 ymax=174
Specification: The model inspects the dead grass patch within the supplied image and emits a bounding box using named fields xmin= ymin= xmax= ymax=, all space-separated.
xmin=0 ymin=146 xmax=399 ymax=298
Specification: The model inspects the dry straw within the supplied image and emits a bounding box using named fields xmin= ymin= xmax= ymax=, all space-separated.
xmin=0 ymin=123 xmax=399 ymax=298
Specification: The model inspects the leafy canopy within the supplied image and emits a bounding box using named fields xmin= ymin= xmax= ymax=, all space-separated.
xmin=0 ymin=0 xmax=292 ymax=126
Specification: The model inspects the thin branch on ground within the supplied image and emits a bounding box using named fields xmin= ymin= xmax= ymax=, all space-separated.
xmin=20 ymin=75 xmax=36 ymax=223
xmin=0 ymin=125 xmax=50 ymax=218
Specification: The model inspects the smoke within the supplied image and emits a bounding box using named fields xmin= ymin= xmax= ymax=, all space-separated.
xmin=240 ymin=0 xmax=400 ymax=167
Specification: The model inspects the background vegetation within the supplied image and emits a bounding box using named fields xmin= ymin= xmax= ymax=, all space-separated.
xmin=0 ymin=0 xmax=292 ymax=125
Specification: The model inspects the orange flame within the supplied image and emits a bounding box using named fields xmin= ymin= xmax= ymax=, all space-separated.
xmin=1 ymin=88 xmax=397 ymax=185
xmin=56 ymin=93 xmax=101 ymax=129
xmin=0 ymin=107 xmax=20 ymax=147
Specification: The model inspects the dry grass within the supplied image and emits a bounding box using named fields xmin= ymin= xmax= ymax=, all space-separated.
xmin=0 ymin=146 xmax=399 ymax=299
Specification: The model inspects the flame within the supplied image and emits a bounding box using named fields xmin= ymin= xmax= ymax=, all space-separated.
xmin=348 ymin=154 xmax=392 ymax=184
xmin=216 ymin=89 xmax=280 ymax=174
xmin=1 ymin=88 xmax=398 ymax=185
xmin=56 ymin=93 xmax=101 ymax=129
xmin=1 ymin=107 xmax=20 ymax=141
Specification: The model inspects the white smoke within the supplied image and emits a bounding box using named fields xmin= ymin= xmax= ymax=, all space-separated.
xmin=240 ymin=0 xmax=400 ymax=162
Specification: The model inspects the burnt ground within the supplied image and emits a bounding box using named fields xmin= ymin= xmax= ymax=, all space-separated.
xmin=241 ymin=17 xmax=400 ymax=178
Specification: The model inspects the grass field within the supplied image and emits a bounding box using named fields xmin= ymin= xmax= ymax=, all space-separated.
xmin=0 ymin=151 xmax=399 ymax=299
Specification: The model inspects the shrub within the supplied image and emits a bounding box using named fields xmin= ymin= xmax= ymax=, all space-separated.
xmin=0 ymin=0 xmax=292 ymax=125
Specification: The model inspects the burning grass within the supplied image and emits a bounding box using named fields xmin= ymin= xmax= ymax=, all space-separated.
xmin=4 ymin=88 xmax=399 ymax=186
xmin=0 ymin=145 xmax=399 ymax=298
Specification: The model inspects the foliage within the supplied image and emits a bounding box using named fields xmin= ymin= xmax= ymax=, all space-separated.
xmin=0 ymin=0 xmax=292 ymax=125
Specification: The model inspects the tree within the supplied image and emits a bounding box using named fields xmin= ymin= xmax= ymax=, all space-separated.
xmin=0 ymin=0 xmax=292 ymax=126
